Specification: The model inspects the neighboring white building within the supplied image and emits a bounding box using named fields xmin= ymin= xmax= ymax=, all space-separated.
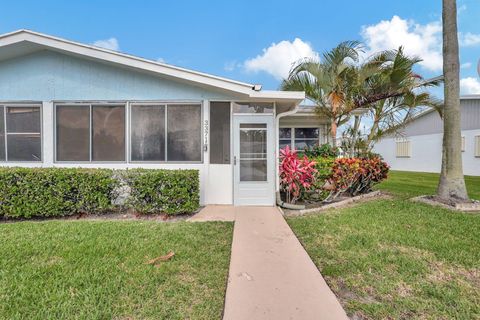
xmin=374 ymin=95 xmax=480 ymax=176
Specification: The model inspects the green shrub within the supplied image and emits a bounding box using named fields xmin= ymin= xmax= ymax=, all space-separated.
xmin=0 ymin=168 xmax=118 ymax=218
xmin=302 ymin=156 xmax=335 ymax=201
xmin=123 ymin=169 xmax=199 ymax=215
xmin=0 ymin=168 xmax=200 ymax=219
xmin=303 ymin=143 xmax=338 ymax=158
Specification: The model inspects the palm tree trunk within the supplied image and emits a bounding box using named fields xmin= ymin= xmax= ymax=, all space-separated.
xmin=330 ymin=121 xmax=337 ymax=148
xmin=437 ymin=0 xmax=468 ymax=200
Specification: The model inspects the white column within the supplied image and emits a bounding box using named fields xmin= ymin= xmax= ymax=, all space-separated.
xmin=200 ymin=99 xmax=209 ymax=205
xmin=42 ymin=101 xmax=54 ymax=167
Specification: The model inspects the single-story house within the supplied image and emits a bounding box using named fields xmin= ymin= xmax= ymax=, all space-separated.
xmin=0 ymin=30 xmax=330 ymax=206
xmin=374 ymin=95 xmax=480 ymax=176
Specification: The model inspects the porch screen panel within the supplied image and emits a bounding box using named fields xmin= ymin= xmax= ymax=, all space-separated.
xmin=131 ymin=105 xmax=165 ymax=161
xmin=0 ymin=106 xmax=4 ymax=161
xmin=210 ymin=102 xmax=230 ymax=164
xmin=167 ymin=104 xmax=201 ymax=161
xmin=56 ymin=106 xmax=90 ymax=161
xmin=92 ymin=105 xmax=125 ymax=161
xmin=6 ymin=106 xmax=41 ymax=161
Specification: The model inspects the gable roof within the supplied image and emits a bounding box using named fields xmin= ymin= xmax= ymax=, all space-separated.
xmin=410 ymin=94 xmax=480 ymax=122
xmin=0 ymin=29 xmax=304 ymax=103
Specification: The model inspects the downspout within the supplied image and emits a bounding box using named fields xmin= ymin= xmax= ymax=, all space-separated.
xmin=275 ymin=102 xmax=306 ymax=210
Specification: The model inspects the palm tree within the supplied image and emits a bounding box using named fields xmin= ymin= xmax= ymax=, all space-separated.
xmin=281 ymin=41 xmax=362 ymax=147
xmin=437 ymin=0 xmax=469 ymax=200
xmin=282 ymin=44 xmax=440 ymax=149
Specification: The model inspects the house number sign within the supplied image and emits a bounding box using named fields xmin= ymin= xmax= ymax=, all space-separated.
xmin=203 ymin=120 xmax=209 ymax=152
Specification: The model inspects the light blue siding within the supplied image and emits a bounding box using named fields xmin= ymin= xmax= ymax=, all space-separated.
xmin=0 ymin=50 xmax=236 ymax=101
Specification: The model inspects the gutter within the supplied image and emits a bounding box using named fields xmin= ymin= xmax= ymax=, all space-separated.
xmin=274 ymin=102 xmax=307 ymax=209
xmin=275 ymin=103 xmax=301 ymax=192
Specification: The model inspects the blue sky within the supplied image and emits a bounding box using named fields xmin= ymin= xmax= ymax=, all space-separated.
xmin=1 ymin=0 xmax=479 ymax=94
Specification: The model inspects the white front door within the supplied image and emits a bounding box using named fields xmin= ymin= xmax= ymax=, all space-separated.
xmin=233 ymin=115 xmax=275 ymax=206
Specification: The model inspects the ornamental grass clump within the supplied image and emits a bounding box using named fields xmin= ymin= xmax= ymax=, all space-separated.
xmin=279 ymin=145 xmax=317 ymax=204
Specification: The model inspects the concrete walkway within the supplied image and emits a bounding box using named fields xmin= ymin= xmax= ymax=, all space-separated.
xmin=223 ymin=206 xmax=348 ymax=320
xmin=188 ymin=205 xmax=235 ymax=222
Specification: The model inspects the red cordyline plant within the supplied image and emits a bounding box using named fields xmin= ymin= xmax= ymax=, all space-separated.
xmin=279 ymin=145 xmax=317 ymax=204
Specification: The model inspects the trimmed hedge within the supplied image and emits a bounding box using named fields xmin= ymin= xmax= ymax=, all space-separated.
xmin=0 ymin=168 xmax=117 ymax=218
xmin=123 ymin=169 xmax=199 ymax=215
xmin=0 ymin=168 xmax=200 ymax=219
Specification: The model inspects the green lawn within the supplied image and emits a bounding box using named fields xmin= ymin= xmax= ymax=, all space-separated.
xmin=0 ymin=220 xmax=233 ymax=320
xmin=288 ymin=171 xmax=480 ymax=319
xmin=376 ymin=170 xmax=480 ymax=200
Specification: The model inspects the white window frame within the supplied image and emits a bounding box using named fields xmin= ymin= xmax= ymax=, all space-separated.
xmin=0 ymin=103 xmax=43 ymax=162
xmin=54 ymin=102 xmax=127 ymax=163
xmin=129 ymin=101 xmax=204 ymax=164
xmin=279 ymin=126 xmax=322 ymax=150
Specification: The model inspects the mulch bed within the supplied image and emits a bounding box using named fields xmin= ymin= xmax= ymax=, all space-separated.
xmin=411 ymin=195 xmax=480 ymax=212
xmin=0 ymin=208 xmax=202 ymax=224
xmin=281 ymin=190 xmax=388 ymax=216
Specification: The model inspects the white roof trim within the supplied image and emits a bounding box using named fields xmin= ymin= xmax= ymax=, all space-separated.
xmin=409 ymin=95 xmax=479 ymax=121
xmin=0 ymin=29 xmax=304 ymax=101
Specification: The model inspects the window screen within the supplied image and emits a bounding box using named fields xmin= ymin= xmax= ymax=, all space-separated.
xmin=56 ymin=106 xmax=90 ymax=161
xmin=92 ymin=106 xmax=125 ymax=161
xmin=56 ymin=104 xmax=125 ymax=162
xmin=210 ymin=102 xmax=230 ymax=164
xmin=167 ymin=104 xmax=201 ymax=161
xmin=232 ymin=102 xmax=273 ymax=114
xmin=131 ymin=105 xmax=165 ymax=161
xmin=4 ymin=106 xmax=41 ymax=161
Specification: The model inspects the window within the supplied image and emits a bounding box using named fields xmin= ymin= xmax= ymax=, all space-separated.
xmin=92 ymin=106 xmax=125 ymax=161
xmin=232 ymin=102 xmax=274 ymax=114
xmin=461 ymin=136 xmax=465 ymax=152
xmin=210 ymin=102 xmax=231 ymax=164
xmin=167 ymin=105 xmax=202 ymax=161
xmin=130 ymin=104 xmax=202 ymax=162
xmin=396 ymin=140 xmax=411 ymax=158
xmin=475 ymin=136 xmax=480 ymax=158
xmin=278 ymin=127 xmax=320 ymax=151
xmin=56 ymin=106 xmax=90 ymax=161
xmin=279 ymin=128 xmax=291 ymax=150
xmin=0 ymin=105 xmax=42 ymax=161
xmin=294 ymin=128 xmax=319 ymax=150
xmin=131 ymin=105 xmax=165 ymax=161
xmin=56 ymin=104 xmax=125 ymax=162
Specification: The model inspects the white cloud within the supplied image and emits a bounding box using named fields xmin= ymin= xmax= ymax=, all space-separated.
xmin=458 ymin=4 xmax=467 ymax=13
xmin=92 ymin=37 xmax=119 ymax=51
xmin=459 ymin=32 xmax=480 ymax=47
xmin=461 ymin=62 xmax=472 ymax=69
xmin=361 ymin=16 xmax=443 ymax=72
xmin=224 ymin=60 xmax=238 ymax=72
xmin=157 ymin=57 xmax=166 ymax=63
xmin=243 ymin=38 xmax=319 ymax=80
xmin=460 ymin=77 xmax=480 ymax=94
